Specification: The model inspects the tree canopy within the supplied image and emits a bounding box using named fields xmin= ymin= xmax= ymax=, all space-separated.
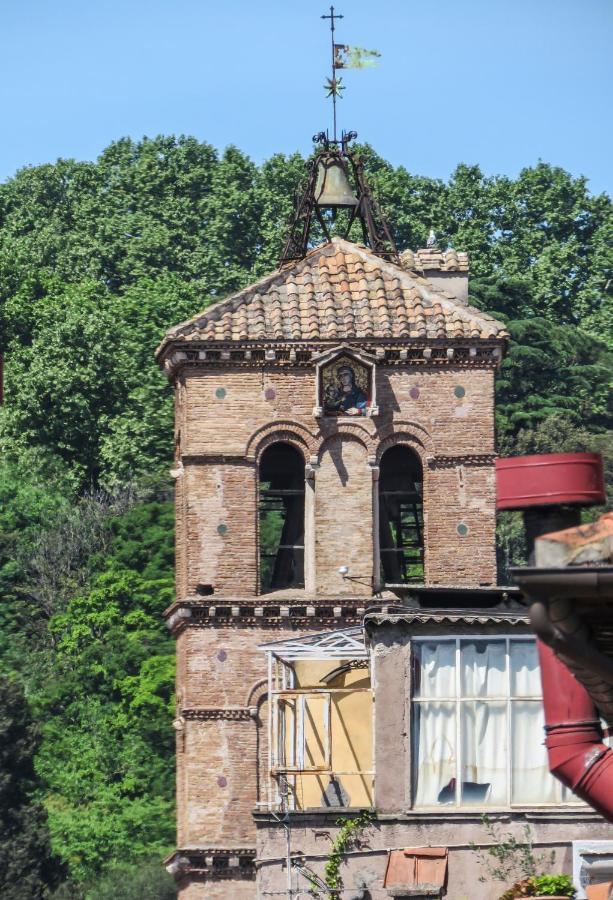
xmin=0 ymin=135 xmax=610 ymax=895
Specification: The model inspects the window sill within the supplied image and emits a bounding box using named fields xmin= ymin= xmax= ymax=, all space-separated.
xmin=378 ymin=806 xmax=599 ymax=823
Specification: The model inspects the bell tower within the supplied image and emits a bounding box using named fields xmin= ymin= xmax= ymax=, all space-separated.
xmin=158 ymin=206 xmax=507 ymax=895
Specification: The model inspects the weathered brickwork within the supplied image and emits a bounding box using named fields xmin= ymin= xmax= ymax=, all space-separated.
xmin=173 ymin=364 xmax=498 ymax=599
xmin=159 ymin=240 xmax=508 ymax=898
xmin=183 ymin=463 xmax=258 ymax=596
xmin=316 ymin=435 xmax=373 ymax=596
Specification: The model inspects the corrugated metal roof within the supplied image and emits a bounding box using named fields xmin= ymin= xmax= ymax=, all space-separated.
xmin=365 ymin=607 xmax=530 ymax=627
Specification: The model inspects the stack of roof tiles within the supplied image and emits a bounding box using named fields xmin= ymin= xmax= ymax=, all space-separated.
xmin=158 ymin=239 xmax=507 ymax=352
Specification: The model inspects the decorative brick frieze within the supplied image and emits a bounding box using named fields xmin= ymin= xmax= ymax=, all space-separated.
xmin=427 ymin=453 xmax=497 ymax=468
xmin=162 ymin=341 xmax=502 ymax=378
xmin=181 ymin=707 xmax=255 ymax=721
xmin=165 ymin=598 xmax=372 ymax=634
xmin=166 ymin=847 xmax=256 ymax=881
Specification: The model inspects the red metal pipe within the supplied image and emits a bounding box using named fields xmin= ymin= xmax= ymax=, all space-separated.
xmin=496 ymin=452 xmax=605 ymax=510
xmin=538 ymin=641 xmax=613 ymax=822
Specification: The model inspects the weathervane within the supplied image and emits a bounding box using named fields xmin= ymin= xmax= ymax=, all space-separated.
xmin=321 ymin=5 xmax=380 ymax=144
xmin=278 ymin=8 xmax=397 ymax=267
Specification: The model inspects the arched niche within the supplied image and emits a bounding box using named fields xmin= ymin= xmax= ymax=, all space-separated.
xmin=378 ymin=444 xmax=424 ymax=585
xmin=259 ymin=442 xmax=305 ymax=593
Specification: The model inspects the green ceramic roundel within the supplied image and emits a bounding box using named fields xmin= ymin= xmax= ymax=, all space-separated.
xmin=454 ymin=385 xmax=466 ymax=399
xmin=217 ymin=523 xmax=228 ymax=536
xmin=456 ymin=522 xmax=469 ymax=536
xmin=215 ymin=387 xmax=226 ymax=399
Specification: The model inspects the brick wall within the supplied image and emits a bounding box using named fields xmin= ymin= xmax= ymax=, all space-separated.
xmin=315 ymin=435 xmax=373 ymax=596
xmin=171 ymin=355 xmax=499 ymax=896
xmin=182 ymin=463 xmax=258 ymax=597
xmin=173 ymin=362 xmax=497 ymax=597
xmin=176 ymin=623 xmax=336 ymax=846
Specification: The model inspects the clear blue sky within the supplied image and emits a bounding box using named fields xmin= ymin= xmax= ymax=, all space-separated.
xmin=2 ymin=0 xmax=611 ymax=195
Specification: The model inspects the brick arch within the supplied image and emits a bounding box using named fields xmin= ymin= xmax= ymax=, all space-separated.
xmin=245 ymin=420 xmax=318 ymax=463
xmin=245 ymin=678 xmax=268 ymax=709
xmin=375 ymin=420 xmax=434 ymax=464
xmin=315 ymin=422 xmax=376 ymax=462
xmin=376 ymin=433 xmax=430 ymax=470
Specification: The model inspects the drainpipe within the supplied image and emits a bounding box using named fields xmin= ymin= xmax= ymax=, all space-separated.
xmin=537 ymin=640 xmax=613 ymax=823
xmin=496 ymin=452 xmax=613 ymax=819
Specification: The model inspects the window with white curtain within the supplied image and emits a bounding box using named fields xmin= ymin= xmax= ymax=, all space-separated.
xmin=411 ymin=637 xmax=579 ymax=808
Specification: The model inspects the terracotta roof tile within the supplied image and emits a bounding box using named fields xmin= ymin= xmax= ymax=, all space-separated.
xmin=158 ymin=239 xmax=508 ymax=354
xmin=401 ymin=247 xmax=470 ymax=272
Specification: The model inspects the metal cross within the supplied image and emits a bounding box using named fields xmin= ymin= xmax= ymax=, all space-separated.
xmin=321 ymin=6 xmax=343 ymax=142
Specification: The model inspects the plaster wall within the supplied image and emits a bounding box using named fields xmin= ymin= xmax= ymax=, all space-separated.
xmin=256 ymin=814 xmax=613 ymax=900
xmin=421 ymin=270 xmax=469 ymax=302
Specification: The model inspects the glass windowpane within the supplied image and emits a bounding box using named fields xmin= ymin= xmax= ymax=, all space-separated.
xmin=461 ymin=640 xmax=506 ymax=697
xmin=413 ymin=701 xmax=457 ymax=805
xmin=511 ymin=700 xmax=559 ymax=803
xmin=510 ymin=641 xmax=541 ymax=696
xmin=414 ymin=642 xmax=456 ymax=698
xmin=460 ymin=701 xmax=507 ymax=805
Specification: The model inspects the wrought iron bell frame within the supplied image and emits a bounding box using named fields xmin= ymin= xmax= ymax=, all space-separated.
xmin=278 ymin=131 xmax=399 ymax=266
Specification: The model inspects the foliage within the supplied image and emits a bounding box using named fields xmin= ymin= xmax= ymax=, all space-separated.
xmin=31 ymin=502 xmax=176 ymax=882
xmin=1 ymin=138 xmax=610 ymax=488
xmin=0 ymin=677 xmax=65 ymax=899
xmin=499 ymin=874 xmax=576 ymax=899
xmin=470 ymin=816 xmax=554 ymax=885
xmin=83 ymin=860 xmax=176 ymax=900
xmin=0 ymin=461 xmax=71 ymax=672
xmin=323 ymin=810 xmax=373 ymax=896
xmin=49 ymin=860 xmax=176 ymax=900
xmin=0 ymin=135 xmax=610 ymax=892
xmin=495 ymin=318 xmax=611 ymax=439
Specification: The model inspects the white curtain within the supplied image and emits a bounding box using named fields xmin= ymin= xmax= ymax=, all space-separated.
xmin=510 ymin=641 xmax=558 ymax=803
xmin=461 ymin=701 xmax=507 ymax=804
xmin=461 ymin=640 xmax=506 ymax=697
xmin=414 ymin=701 xmax=457 ymax=805
xmin=416 ymin=641 xmax=455 ymax=698
xmin=413 ymin=638 xmax=560 ymax=808
xmin=414 ymin=643 xmax=456 ymax=804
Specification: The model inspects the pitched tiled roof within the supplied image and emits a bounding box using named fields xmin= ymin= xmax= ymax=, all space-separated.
xmin=158 ymin=239 xmax=507 ymax=354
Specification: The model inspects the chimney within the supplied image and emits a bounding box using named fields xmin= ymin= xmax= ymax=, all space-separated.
xmin=400 ymin=247 xmax=469 ymax=304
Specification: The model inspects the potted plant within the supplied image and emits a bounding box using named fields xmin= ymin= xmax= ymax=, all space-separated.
xmin=499 ymin=874 xmax=577 ymax=899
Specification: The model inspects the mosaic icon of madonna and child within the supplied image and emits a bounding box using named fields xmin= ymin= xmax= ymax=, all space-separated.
xmin=322 ymin=357 xmax=370 ymax=416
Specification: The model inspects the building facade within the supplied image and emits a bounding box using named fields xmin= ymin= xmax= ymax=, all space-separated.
xmin=157 ymin=238 xmax=612 ymax=899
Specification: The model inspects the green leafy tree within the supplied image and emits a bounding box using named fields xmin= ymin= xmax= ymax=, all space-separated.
xmin=33 ymin=502 xmax=176 ymax=883
xmin=0 ymin=677 xmax=65 ymax=899
xmin=495 ymin=318 xmax=611 ymax=438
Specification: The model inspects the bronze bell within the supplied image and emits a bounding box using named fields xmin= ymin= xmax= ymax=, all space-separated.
xmin=314 ymin=154 xmax=358 ymax=209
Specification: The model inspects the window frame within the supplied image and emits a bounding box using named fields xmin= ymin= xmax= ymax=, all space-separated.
xmin=411 ymin=635 xmax=582 ymax=810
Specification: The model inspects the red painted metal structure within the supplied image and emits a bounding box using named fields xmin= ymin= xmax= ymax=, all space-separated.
xmin=497 ymin=452 xmax=613 ymax=822
xmin=538 ymin=643 xmax=613 ymax=822
xmin=496 ymin=452 xmax=605 ymax=510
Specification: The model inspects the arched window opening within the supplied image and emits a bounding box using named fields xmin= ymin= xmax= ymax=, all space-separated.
xmin=259 ymin=443 xmax=305 ymax=593
xmin=379 ymin=445 xmax=424 ymax=585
